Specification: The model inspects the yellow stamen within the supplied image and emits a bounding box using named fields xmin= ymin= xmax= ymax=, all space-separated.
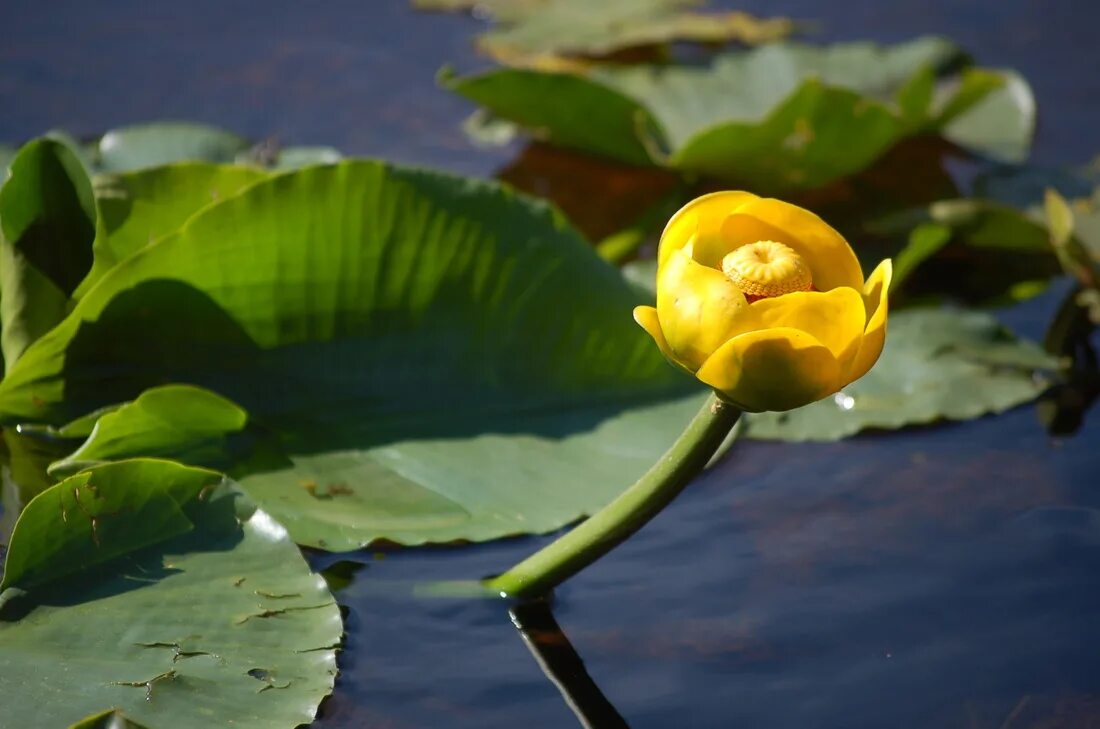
xmin=721 ymin=240 xmax=813 ymax=299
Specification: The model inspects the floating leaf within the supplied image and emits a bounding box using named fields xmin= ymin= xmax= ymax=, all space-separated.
xmin=416 ymin=0 xmax=791 ymax=67
xmin=939 ymin=70 xmax=1035 ymax=164
xmin=0 ymin=460 xmax=221 ymax=593
xmin=0 ymin=460 xmax=340 ymax=728
xmin=48 ymin=386 xmax=250 ymax=479
xmin=744 ymin=309 xmax=1058 ymax=441
xmin=96 ymin=122 xmax=252 ymax=173
xmin=274 ymin=146 xmax=344 ymax=169
xmin=0 ymin=161 xmax=705 ymax=548
xmin=0 ymin=138 xmax=96 ymax=367
xmin=80 ymin=163 xmax=266 ymax=296
xmin=448 ymin=38 xmax=1035 ymax=192
xmin=881 ymin=184 xmax=1100 ymax=305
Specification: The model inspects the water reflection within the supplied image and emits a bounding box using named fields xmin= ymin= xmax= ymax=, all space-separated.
xmin=510 ymin=599 xmax=629 ymax=729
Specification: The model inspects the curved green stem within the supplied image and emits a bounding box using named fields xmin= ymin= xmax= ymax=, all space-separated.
xmin=487 ymin=393 xmax=741 ymax=599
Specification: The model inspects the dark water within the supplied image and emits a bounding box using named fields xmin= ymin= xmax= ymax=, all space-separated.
xmin=3 ymin=1 xmax=1100 ymax=727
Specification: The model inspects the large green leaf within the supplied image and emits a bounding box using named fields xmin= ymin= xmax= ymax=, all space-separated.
xmin=0 ymin=460 xmax=341 ymax=727
xmin=0 ymin=161 xmax=704 ymax=548
xmin=80 ymin=163 xmax=267 ymax=296
xmin=449 ymin=38 xmax=1034 ymax=192
xmin=95 ymin=122 xmax=252 ymax=173
xmin=418 ymin=0 xmax=792 ymax=64
xmin=0 ymin=138 xmax=96 ymax=367
xmin=744 ymin=308 xmax=1058 ymax=441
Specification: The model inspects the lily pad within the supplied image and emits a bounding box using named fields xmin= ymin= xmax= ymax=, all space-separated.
xmin=81 ymin=163 xmax=267 ymax=296
xmin=0 ymin=161 xmax=705 ymax=549
xmin=744 ymin=308 xmax=1058 ymax=441
xmin=416 ymin=0 xmax=792 ymax=67
xmin=447 ymin=37 xmax=1035 ymax=192
xmin=0 ymin=138 xmax=96 ymax=367
xmin=881 ymin=184 xmax=1100 ymax=305
xmin=48 ymin=385 xmax=250 ymax=479
xmin=95 ymin=122 xmax=252 ymax=173
xmin=274 ymin=146 xmax=344 ymax=169
xmin=0 ymin=460 xmax=341 ymax=728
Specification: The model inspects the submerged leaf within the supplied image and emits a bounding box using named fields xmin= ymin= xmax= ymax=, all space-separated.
xmin=0 ymin=161 xmax=705 ymax=548
xmin=0 ymin=461 xmax=340 ymax=728
xmin=745 ymin=309 xmax=1058 ymax=441
xmin=447 ymin=37 xmax=1035 ymax=192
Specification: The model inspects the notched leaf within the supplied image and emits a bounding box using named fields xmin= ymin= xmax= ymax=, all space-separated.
xmin=112 ymin=669 xmax=177 ymax=701
xmin=135 ymin=642 xmax=213 ymax=663
xmin=235 ymin=602 xmax=336 ymax=625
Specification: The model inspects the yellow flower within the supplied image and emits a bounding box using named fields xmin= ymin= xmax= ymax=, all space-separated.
xmin=633 ymin=191 xmax=891 ymax=412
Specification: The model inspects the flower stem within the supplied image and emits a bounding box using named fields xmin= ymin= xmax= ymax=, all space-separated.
xmin=486 ymin=393 xmax=741 ymax=599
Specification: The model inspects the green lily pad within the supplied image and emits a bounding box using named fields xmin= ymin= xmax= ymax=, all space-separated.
xmin=880 ymin=185 xmax=1100 ymax=305
xmin=274 ymin=146 xmax=344 ymax=169
xmin=0 ymin=138 xmax=97 ymax=368
xmin=448 ymin=37 xmax=1034 ymax=192
xmin=95 ymin=122 xmax=252 ymax=173
xmin=744 ymin=308 xmax=1058 ymax=441
xmin=48 ymin=385 xmax=250 ymax=479
xmin=80 ymin=163 xmax=267 ymax=296
xmin=417 ymin=0 xmax=792 ymax=64
xmin=0 ymin=460 xmax=341 ymax=728
xmin=0 ymin=161 xmax=705 ymax=549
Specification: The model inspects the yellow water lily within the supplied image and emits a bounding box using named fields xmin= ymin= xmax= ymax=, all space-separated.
xmin=634 ymin=191 xmax=891 ymax=412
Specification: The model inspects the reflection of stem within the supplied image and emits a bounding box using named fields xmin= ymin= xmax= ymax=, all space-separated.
xmin=510 ymin=599 xmax=629 ymax=729
xmin=488 ymin=394 xmax=741 ymax=599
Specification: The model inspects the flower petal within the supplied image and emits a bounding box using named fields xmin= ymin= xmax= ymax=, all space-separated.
xmin=846 ymin=258 xmax=892 ymax=383
xmin=656 ymin=249 xmax=749 ymax=371
xmin=742 ymin=287 xmax=866 ymax=373
xmin=633 ymin=305 xmax=682 ymax=369
xmin=696 ymin=327 xmax=842 ymax=412
xmin=716 ymin=198 xmax=864 ymax=291
xmin=658 ymin=191 xmax=759 ymax=268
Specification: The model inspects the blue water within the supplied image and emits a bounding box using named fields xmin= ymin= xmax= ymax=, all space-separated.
xmin=3 ymin=1 xmax=1099 ymax=727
